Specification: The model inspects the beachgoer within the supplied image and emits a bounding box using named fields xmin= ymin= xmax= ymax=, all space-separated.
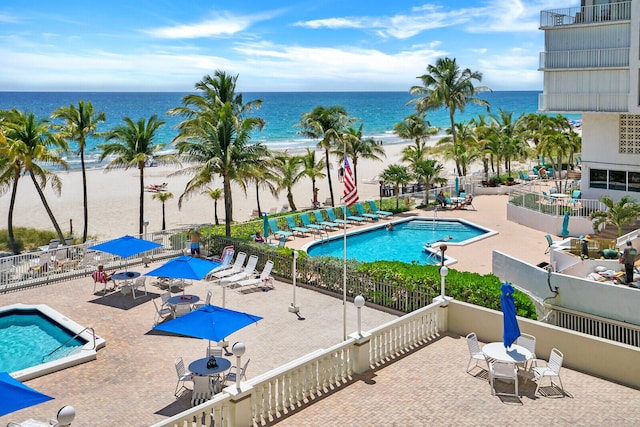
xmin=386 ymin=223 xmax=394 ymax=231
xmin=188 ymin=227 xmax=202 ymax=257
xmin=622 ymin=240 xmax=637 ymax=284
xmin=92 ymin=265 xmax=114 ymax=289
xmin=254 ymin=232 xmax=265 ymax=243
xmin=436 ymin=191 xmax=446 ymax=208
xmin=580 ymin=236 xmax=589 ymax=258
xmin=338 ymin=166 xmax=344 ymax=183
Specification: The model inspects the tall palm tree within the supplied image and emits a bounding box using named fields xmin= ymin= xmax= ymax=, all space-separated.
xmin=152 ymin=191 xmax=173 ymax=231
xmin=413 ymin=159 xmax=445 ymax=205
xmin=99 ymin=115 xmax=178 ymax=235
xmin=409 ymin=57 xmax=490 ymax=176
xmin=0 ymin=109 xmax=69 ymax=252
xmin=272 ymin=153 xmax=305 ymax=211
xmin=394 ymin=113 xmax=439 ymax=148
xmin=170 ymin=71 xmax=266 ymax=237
xmin=381 ymin=164 xmax=411 ymax=209
xmin=333 ymin=123 xmax=386 ymax=185
xmin=297 ymin=105 xmax=351 ymax=207
xmin=590 ymin=196 xmax=640 ymax=236
xmin=52 ymin=101 xmax=106 ymax=242
xmin=489 ymin=109 xmax=527 ymax=177
xmin=301 ymin=148 xmax=326 ymax=207
xmin=203 ymin=187 xmax=223 ymax=225
xmin=245 ymin=151 xmax=279 ymax=217
xmin=435 ymin=121 xmax=482 ymax=177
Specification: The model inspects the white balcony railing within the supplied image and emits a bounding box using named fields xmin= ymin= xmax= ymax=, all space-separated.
xmin=541 ymin=2 xmax=631 ymax=28
xmin=540 ymin=47 xmax=629 ymax=70
xmin=538 ymin=92 xmax=628 ymax=112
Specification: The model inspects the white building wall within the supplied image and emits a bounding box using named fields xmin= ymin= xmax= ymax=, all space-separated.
xmin=628 ymin=0 xmax=640 ymax=112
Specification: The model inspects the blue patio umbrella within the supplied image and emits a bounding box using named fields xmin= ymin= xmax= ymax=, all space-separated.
xmin=561 ymin=212 xmax=570 ymax=238
xmin=0 ymin=372 xmax=54 ymax=416
xmin=500 ymin=282 xmax=521 ymax=349
xmin=263 ymin=214 xmax=269 ymax=239
xmin=153 ymin=304 xmax=263 ymax=343
xmin=144 ymin=256 xmax=220 ymax=280
xmin=89 ymin=235 xmax=162 ymax=258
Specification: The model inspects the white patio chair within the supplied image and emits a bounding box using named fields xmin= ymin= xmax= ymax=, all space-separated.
xmin=191 ymin=374 xmax=214 ymax=406
xmin=220 ymin=255 xmax=258 ymax=285
xmin=173 ymin=303 xmax=191 ymax=318
xmin=160 ymin=291 xmax=171 ymax=307
xmin=466 ymin=332 xmax=487 ymax=374
xmin=206 ymin=347 xmax=223 ymax=358
xmin=193 ymin=290 xmax=212 ymax=310
xmin=152 ymin=298 xmax=172 ymax=326
xmin=516 ymin=333 xmax=537 ymax=372
xmin=533 ymin=348 xmax=565 ymax=396
xmin=224 ymin=358 xmax=250 ymax=385
xmin=236 ymin=260 xmax=274 ymax=290
xmin=210 ymin=252 xmax=247 ymax=280
xmin=174 ymin=356 xmax=192 ymax=397
xmin=489 ymin=360 xmax=519 ymax=397
xmin=130 ymin=276 xmax=147 ymax=299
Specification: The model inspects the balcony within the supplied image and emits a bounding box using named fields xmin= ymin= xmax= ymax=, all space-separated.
xmin=540 ymin=47 xmax=629 ymax=70
xmin=541 ymin=2 xmax=631 ymax=28
xmin=539 ymin=92 xmax=628 ymax=113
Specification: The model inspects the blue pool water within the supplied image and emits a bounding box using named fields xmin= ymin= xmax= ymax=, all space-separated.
xmin=0 ymin=310 xmax=85 ymax=373
xmin=306 ymin=218 xmax=492 ymax=264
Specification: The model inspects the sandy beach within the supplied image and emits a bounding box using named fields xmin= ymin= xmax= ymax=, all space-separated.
xmin=0 ymin=139 xmax=462 ymax=240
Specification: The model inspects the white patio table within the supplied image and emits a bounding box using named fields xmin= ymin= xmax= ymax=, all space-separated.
xmin=482 ymin=342 xmax=532 ymax=365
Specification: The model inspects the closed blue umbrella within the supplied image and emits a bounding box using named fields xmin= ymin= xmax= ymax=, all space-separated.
xmin=263 ymin=214 xmax=269 ymax=239
xmin=144 ymin=256 xmax=220 ymax=280
xmin=0 ymin=372 xmax=54 ymax=416
xmin=153 ymin=304 xmax=263 ymax=343
xmin=89 ymin=235 xmax=162 ymax=258
xmin=455 ymin=176 xmax=459 ymax=195
xmin=561 ymin=212 xmax=570 ymax=238
xmin=500 ymin=282 xmax=521 ymax=348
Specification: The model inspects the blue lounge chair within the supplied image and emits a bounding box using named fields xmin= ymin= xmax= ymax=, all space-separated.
xmin=325 ymin=208 xmax=350 ymax=226
xmin=299 ymin=212 xmax=325 ymax=233
xmin=354 ymin=202 xmax=379 ymax=221
xmin=343 ymin=206 xmax=366 ymax=222
xmin=313 ymin=210 xmax=338 ymax=229
xmin=267 ymin=218 xmax=293 ymax=240
xmin=367 ymin=200 xmax=392 ymax=216
xmin=285 ymin=216 xmax=311 ymax=237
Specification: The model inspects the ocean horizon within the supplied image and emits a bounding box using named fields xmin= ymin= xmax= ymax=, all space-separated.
xmin=0 ymin=91 xmax=580 ymax=169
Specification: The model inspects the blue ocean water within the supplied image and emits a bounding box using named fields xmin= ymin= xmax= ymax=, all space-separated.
xmin=0 ymin=91 xmax=580 ymax=166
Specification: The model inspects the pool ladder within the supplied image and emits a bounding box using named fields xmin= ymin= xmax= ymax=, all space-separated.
xmin=43 ymin=327 xmax=97 ymax=362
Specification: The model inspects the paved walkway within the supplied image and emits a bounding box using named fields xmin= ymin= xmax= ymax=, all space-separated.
xmin=1 ymin=194 xmax=638 ymax=426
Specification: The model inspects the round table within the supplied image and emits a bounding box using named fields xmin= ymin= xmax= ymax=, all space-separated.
xmin=189 ymin=356 xmax=231 ymax=376
xmin=482 ymin=342 xmax=532 ymax=364
xmin=167 ymin=294 xmax=200 ymax=306
xmin=112 ymin=271 xmax=141 ymax=281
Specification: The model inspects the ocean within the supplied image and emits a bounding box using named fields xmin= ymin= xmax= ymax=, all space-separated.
xmin=0 ymin=91 xmax=580 ymax=169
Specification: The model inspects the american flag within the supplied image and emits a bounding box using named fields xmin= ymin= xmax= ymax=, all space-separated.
xmin=342 ymin=156 xmax=359 ymax=206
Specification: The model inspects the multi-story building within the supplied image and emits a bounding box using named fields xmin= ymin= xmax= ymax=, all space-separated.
xmin=539 ymin=0 xmax=640 ymax=199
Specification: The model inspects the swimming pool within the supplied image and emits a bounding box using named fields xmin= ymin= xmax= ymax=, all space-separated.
xmin=0 ymin=304 xmax=106 ymax=380
xmin=304 ymin=217 xmax=497 ymax=265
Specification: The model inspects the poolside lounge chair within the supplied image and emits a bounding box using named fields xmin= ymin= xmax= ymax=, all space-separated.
xmin=203 ymin=249 xmax=236 ymax=280
xmin=354 ymin=202 xmax=379 ymax=221
xmin=236 ymin=260 xmax=274 ymax=290
xmin=267 ymin=218 xmax=293 ymax=240
xmin=367 ymin=200 xmax=392 ymax=216
xmin=313 ymin=210 xmax=338 ymax=229
xmin=220 ymin=255 xmax=259 ymax=284
xmin=342 ymin=206 xmax=366 ymax=223
xmin=299 ymin=212 xmax=325 ymax=233
xmin=544 ymin=234 xmax=556 ymax=254
xmin=210 ymin=252 xmax=247 ymax=280
xmin=285 ymin=216 xmax=311 ymax=237
xmin=325 ymin=208 xmax=350 ymax=226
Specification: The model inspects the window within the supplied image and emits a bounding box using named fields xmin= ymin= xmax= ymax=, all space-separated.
xmin=589 ymin=169 xmax=607 ymax=189
xmin=629 ymin=172 xmax=640 ymax=192
xmin=608 ymin=170 xmax=627 ymax=191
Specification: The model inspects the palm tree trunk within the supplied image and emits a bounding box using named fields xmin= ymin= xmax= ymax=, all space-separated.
xmin=287 ymin=190 xmax=296 ymax=211
xmin=29 ymin=174 xmax=66 ymax=243
xmin=214 ymin=201 xmax=219 ymax=225
xmin=353 ymin=158 xmax=358 ymax=185
xmin=8 ymin=175 xmax=20 ymax=254
xmin=394 ymin=184 xmax=400 ymax=209
xmin=139 ymin=165 xmax=145 ymax=235
xmin=223 ymin=177 xmax=233 ymax=237
xmin=161 ymin=202 xmax=166 ymax=231
xmin=324 ymin=148 xmax=335 ymax=206
xmin=449 ymin=110 xmax=462 ymax=176
xmin=80 ymin=149 xmax=89 ymax=242
xmin=255 ymin=182 xmax=262 ymax=218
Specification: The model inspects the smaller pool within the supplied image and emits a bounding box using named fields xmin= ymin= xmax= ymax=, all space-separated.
xmin=0 ymin=304 xmax=106 ymax=380
xmin=304 ymin=217 xmax=497 ymax=264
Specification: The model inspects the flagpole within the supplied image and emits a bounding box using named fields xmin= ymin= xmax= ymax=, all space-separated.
xmin=342 ymin=157 xmax=347 ymax=342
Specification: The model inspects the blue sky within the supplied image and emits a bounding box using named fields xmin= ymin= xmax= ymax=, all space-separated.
xmin=0 ymin=0 xmax=575 ymax=92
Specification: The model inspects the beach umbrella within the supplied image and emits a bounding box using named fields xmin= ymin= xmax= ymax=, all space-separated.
xmin=153 ymin=304 xmax=263 ymax=343
xmin=561 ymin=212 xmax=570 ymax=238
xmin=0 ymin=372 xmax=54 ymax=416
xmin=500 ymin=282 xmax=521 ymax=349
xmin=144 ymin=256 xmax=219 ymax=280
xmin=89 ymin=235 xmax=162 ymax=259
xmin=263 ymin=214 xmax=269 ymax=239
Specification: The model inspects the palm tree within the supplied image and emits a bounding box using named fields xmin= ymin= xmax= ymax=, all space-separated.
xmin=394 ymin=113 xmax=439 ymax=152
xmin=590 ymin=196 xmax=640 ymax=236
xmin=409 ymin=57 xmax=490 ymax=176
xmin=245 ymin=151 xmax=279 ymax=217
xmin=380 ymin=164 xmax=411 ymax=209
xmin=203 ymin=187 xmax=223 ymax=225
xmin=301 ymin=148 xmax=326 ymax=207
xmin=0 ymin=109 xmax=69 ymax=253
xmin=333 ymin=123 xmax=386 ymax=184
xmin=489 ymin=109 xmax=527 ymax=177
xmin=297 ymin=105 xmax=351 ymax=207
xmin=170 ymin=71 xmax=266 ymax=237
xmin=536 ymin=115 xmax=575 ymax=188
xmin=52 ymin=101 xmax=106 ymax=242
xmin=152 ymin=191 xmax=173 ymax=231
xmin=413 ymin=159 xmax=445 ymax=205
xmin=272 ymin=153 xmax=305 ymax=211
xmin=99 ymin=115 xmax=178 ymax=235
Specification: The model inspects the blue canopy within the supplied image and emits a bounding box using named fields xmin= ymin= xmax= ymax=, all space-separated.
xmin=0 ymin=372 xmax=54 ymax=416
xmin=500 ymin=282 xmax=521 ymax=349
xmin=561 ymin=212 xmax=570 ymax=238
xmin=153 ymin=304 xmax=263 ymax=342
xmin=145 ymin=256 xmax=220 ymax=280
xmin=89 ymin=235 xmax=162 ymax=258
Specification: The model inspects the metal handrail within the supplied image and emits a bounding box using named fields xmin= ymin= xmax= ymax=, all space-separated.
xmin=43 ymin=326 xmax=97 ymax=362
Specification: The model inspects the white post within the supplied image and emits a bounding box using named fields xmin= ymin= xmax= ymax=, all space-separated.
xmin=354 ymin=295 xmax=365 ymax=336
xmin=232 ymin=342 xmax=246 ymax=391
xmin=440 ymin=266 xmax=449 ymax=298
xmin=289 ymin=251 xmax=299 ymax=313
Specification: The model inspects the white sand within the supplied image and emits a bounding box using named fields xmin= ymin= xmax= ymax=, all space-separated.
xmin=0 ymin=139 xmax=463 ymax=240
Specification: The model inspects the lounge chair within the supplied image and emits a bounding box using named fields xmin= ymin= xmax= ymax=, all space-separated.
xmin=220 ymin=255 xmax=259 ymax=284
xmin=313 ymin=210 xmax=338 ymax=229
xmin=267 ymin=218 xmax=293 ymax=240
xmin=210 ymin=252 xmax=247 ymax=280
xmin=354 ymin=202 xmax=379 ymax=221
xmin=236 ymin=260 xmax=274 ymax=290
xmin=299 ymin=212 xmax=325 ymax=233
xmin=544 ymin=234 xmax=556 ymax=254
xmin=325 ymin=208 xmax=350 ymax=226
xmin=284 ymin=216 xmax=311 ymax=237
xmin=342 ymin=206 xmax=366 ymax=223
xmin=367 ymin=200 xmax=392 ymax=216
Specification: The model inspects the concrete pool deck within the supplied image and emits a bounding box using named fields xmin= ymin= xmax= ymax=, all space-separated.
xmin=2 ymin=194 xmax=638 ymax=426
